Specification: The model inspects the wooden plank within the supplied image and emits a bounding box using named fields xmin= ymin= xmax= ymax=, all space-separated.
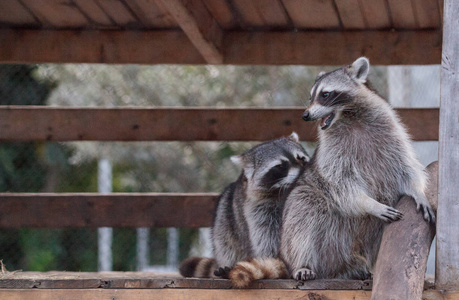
xmin=371 ymin=162 xmax=437 ymax=299
xmin=0 ymin=289 xmax=372 ymax=300
xmin=0 ymin=107 xmax=438 ymax=142
xmin=0 ymin=29 xmax=442 ymax=65
xmin=0 ymin=0 xmax=38 ymax=26
xmin=412 ymin=0 xmax=441 ymax=28
xmin=122 ymin=0 xmax=177 ymax=28
xmin=0 ymin=29 xmax=205 ymax=64
xmin=222 ymin=30 xmax=442 ymax=65
xmin=72 ymin=0 xmax=115 ymax=27
xmin=387 ymin=0 xmax=418 ymax=29
xmin=0 ymin=289 xmax=457 ymax=299
xmin=20 ymin=0 xmax=88 ymax=28
xmin=0 ymin=193 xmax=218 ymax=228
xmin=358 ymin=0 xmax=391 ymax=29
xmin=93 ymin=0 xmax=140 ymax=28
xmin=0 ymin=272 xmax=372 ymax=290
xmin=232 ymin=0 xmax=290 ymax=28
xmin=0 ymin=27 xmax=442 ymax=64
xmin=334 ymin=0 xmax=366 ymax=29
xmin=159 ymin=0 xmax=223 ymax=64
xmin=282 ymin=0 xmax=340 ymax=29
xmin=201 ymin=0 xmax=237 ymax=29
xmin=436 ymin=0 xmax=459 ymax=290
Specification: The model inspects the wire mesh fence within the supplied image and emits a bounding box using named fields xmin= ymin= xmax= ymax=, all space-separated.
xmin=0 ymin=63 xmax=440 ymax=273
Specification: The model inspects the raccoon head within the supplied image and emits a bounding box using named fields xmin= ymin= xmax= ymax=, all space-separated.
xmin=231 ymin=132 xmax=309 ymax=198
xmin=302 ymin=57 xmax=370 ymax=130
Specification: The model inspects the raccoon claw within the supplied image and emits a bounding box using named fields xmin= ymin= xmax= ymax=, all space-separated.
xmin=294 ymin=268 xmax=316 ymax=281
xmin=419 ymin=204 xmax=436 ymax=223
xmin=380 ymin=207 xmax=403 ymax=223
xmin=214 ymin=266 xmax=231 ymax=279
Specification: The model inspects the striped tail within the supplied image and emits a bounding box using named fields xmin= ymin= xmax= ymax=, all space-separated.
xmin=179 ymin=257 xmax=218 ymax=278
xmin=229 ymin=257 xmax=289 ymax=288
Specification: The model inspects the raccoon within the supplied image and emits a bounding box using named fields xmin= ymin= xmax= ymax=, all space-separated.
xmin=229 ymin=57 xmax=435 ymax=288
xmin=179 ymin=133 xmax=309 ymax=278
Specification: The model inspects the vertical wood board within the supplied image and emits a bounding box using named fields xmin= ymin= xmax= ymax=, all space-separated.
xmin=281 ymin=0 xmax=341 ymax=29
xmin=357 ymin=0 xmax=391 ymax=29
xmin=72 ymin=0 xmax=115 ymax=27
xmin=232 ymin=0 xmax=290 ymax=28
xmin=334 ymin=0 xmax=366 ymax=29
xmin=0 ymin=0 xmax=38 ymax=26
xmin=123 ymin=0 xmax=178 ymax=28
xmin=20 ymin=0 xmax=88 ymax=28
xmin=436 ymin=0 xmax=459 ymax=290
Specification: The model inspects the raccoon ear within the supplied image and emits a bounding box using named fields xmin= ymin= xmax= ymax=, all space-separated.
xmin=316 ymin=71 xmax=326 ymax=79
xmin=288 ymin=132 xmax=299 ymax=142
xmin=230 ymin=155 xmax=243 ymax=167
xmin=349 ymin=57 xmax=370 ymax=83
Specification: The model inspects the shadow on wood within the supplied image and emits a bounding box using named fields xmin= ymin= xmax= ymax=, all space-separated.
xmin=371 ymin=161 xmax=438 ymax=299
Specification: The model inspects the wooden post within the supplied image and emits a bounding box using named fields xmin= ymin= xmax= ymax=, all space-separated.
xmin=436 ymin=0 xmax=459 ymax=290
xmin=371 ymin=162 xmax=438 ymax=299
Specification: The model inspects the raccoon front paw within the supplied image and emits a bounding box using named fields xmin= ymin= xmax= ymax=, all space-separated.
xmin=294 ymin=268 xmax=316 ymax=281
xmin=214 ymin=266 xmax=231 ymax=279
xmin=378 ymin=206 xmax=403 ymax=223
xmin=415 ymin=198 xmax=436 ymax=223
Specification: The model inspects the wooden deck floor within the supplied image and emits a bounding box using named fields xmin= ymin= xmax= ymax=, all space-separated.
xmin=0 ymin=271 xmax=450 ymax=300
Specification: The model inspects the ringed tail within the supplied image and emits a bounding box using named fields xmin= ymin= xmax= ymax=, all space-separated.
xmin=229 ymin=257 xmax=289 ymax=288
xmin=179 ymin=257 xmax=218 ymax=278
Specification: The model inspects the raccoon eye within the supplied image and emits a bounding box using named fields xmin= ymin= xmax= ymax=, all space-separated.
xmin=320 ymin=91 xmax=330 ymax=99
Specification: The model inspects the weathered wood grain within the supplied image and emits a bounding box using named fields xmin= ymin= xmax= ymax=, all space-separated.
xmin=0 ymin=29 xmax=205 ymax=64
xmin=0 ymin=193 xmax=218 ymax=228
xmin=20 ymin=0 xmax=88 ymax=28
xmin=159 ymin=0 xmax=223 ymax=64
xmin=223 ymin=30 xmax=442 ymax=65
xmin=0 ymin=272 xmax=372 ymax=290
xmin=0 ymin=107 xmax=438 ymax=142
xmin=436 ymin=0 xmax=459 ymax=290
xmin=0 ymin=29 xmax=442 ymax=65
xmin=1 ymin=288 xmax=457 ymax=299
xmin=371 ymin=162 xmax=438 ymax=299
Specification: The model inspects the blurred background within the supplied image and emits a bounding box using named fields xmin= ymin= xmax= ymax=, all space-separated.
xmin=0 ymin=63 xmax=439 ymax=273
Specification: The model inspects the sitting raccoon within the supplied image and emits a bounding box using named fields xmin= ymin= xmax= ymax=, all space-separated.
xmin=229 ymin=57 xmax=435 ymax=287
xmin=179 ymin=132 xmax=310 ymax=278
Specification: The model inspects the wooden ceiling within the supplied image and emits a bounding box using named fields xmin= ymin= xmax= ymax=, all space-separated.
xmin=0 ymin=0 xmax=444 ymax=65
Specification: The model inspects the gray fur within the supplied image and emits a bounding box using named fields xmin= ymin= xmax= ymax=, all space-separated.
xmin=212 ymin=133 xmax=309 ymax=270
xmin=281 ymin=57 xmax=434 ymax=280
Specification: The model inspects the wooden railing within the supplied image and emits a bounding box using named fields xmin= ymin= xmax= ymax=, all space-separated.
xmin=0 ymin=106 xmax=439 ymax=229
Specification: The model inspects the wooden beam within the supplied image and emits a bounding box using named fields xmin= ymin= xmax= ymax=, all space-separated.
xmin=436 ymin=0 xmax=459 ymax=290
xmin=371 ymin=162 xmax=437 ymax=299
xmin=0 ymin=29 xmax=205 ymax=64
xmin=0 ymin=272 xmax=371 ymax=290
xmin=0 ymin=288 xmax=458 ymax=300
xmin=0 ymin=29 xmax=441 ymax=65
xmin=223 ymin=30 xmax=442 ymax=65
xmin=159 ymin=0 xmax=223 ymax=64
xmin=0 ymin=107 xmax=439 ymax=142
xmin=0 ymin=193 xmax=218 ymax=228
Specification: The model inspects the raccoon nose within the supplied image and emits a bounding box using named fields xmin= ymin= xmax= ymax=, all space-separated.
xmin=302 ymin=111 xmax=310 ymax=121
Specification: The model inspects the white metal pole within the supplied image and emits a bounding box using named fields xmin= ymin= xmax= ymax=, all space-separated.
xmin=98 ymin=158 xmax=113 ymax=271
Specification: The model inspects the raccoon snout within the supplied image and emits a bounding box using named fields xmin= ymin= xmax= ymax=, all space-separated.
xmin=302 ymin=111 xmax=311 ymax=121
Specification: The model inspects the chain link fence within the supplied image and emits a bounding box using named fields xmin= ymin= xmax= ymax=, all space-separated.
xmin=0 ymin=63 xmax=439 ymax=273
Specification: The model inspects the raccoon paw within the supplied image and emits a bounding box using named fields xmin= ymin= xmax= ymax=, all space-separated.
xmin=214 ymin=266 xmax=231 ymax=279
xmin=415 ymin=199 xmax=436 ymax=223
xmin=378 ymin=206 xmax=403 ymax=223
xmin=294 ymin=268 xmax=316 ymax=281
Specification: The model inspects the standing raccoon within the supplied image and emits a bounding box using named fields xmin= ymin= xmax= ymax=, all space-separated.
xmin=179 ymin=133 xmax=309 ymax=278
xmin=230 ymin=57 xmax=435 ymax=287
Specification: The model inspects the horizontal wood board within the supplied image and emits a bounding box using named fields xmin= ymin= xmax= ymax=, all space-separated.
xmin=0 ymin=271 xmax=372 ymax=290
xmin=0 ymin=107 xmax=439 ymax=142
xmin=0 ymin=193 xmax=218 ymax=228
xmin=0 ymin=29 xmax=442 ymax=65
